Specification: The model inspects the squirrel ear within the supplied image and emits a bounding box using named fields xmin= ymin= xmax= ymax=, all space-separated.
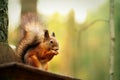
xmin=52 ymin=32 xmax=55 ymax=37
xmin=44 ymin=30 xmax=50 ymax=40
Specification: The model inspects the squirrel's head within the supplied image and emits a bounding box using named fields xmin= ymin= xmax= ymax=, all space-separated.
xmin=41 ymin=30 xmax=59 ymax=55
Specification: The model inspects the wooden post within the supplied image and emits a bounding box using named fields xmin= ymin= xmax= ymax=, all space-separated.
xmin=0 ymin=62 xmax=80 ymax=80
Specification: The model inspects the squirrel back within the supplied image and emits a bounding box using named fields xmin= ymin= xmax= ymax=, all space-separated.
xmin=16 ymin=13 xmax=59 ymax=70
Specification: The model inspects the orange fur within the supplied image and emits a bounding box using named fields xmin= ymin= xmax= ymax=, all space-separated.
xmin=16 ymin=13 xmax=59 ymax=71
xmin=24 ymin=35 xmax=59 ymax=70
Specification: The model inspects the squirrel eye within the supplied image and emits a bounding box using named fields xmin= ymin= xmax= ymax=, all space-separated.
xmin=50 ymin=40 xmax=53 ymax=44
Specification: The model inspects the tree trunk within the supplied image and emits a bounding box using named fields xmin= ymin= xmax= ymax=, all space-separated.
xmin=0 ymin=0 xmax=19 ymax=64
xmin=21 ymin=0 xmax=37 ymax=14
xmin=109 ymin=0 xmax=115 ymax=80
xmin=0 ymin=0 xmax=8 ymax=42
xmin=114 ymin=0 xmax=120 ymax=80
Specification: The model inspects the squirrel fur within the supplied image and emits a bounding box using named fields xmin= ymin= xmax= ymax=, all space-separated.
xmin=16 ymin=13 xmax=59 ymax=70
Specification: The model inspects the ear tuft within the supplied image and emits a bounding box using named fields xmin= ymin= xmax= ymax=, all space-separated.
xmin=52 ymin=32 xmax=55 ymax=37
xmin=44 ymin=29 xmax=50 ymax=39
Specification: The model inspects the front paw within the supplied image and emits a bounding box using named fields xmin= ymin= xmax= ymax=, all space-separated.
xmin=50 ymin=50 xmax=58 ymax=55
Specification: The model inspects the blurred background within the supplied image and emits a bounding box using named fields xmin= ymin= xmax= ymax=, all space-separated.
xmin=8 ymin=0 xmax=110 ymax=80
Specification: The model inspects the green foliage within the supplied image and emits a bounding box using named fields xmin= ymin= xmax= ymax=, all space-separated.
xmin=114 ymin=0 xmax=120 ymax=80
xmin=46 ymin=1 xmax=110 ymax=79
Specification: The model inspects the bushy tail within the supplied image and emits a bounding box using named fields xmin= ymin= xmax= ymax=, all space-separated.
xmin=16 ymin=13 xmax=44 ymax=62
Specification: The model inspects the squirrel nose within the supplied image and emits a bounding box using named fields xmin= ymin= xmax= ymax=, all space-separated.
xmin=52 ymin=48 xmax=58 ymax=51
xmin=55 ymin=48 xmax=58 ymax=51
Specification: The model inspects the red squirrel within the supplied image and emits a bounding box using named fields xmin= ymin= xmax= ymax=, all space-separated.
xmin=16 ymin=13 xmax=59 ymax=70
